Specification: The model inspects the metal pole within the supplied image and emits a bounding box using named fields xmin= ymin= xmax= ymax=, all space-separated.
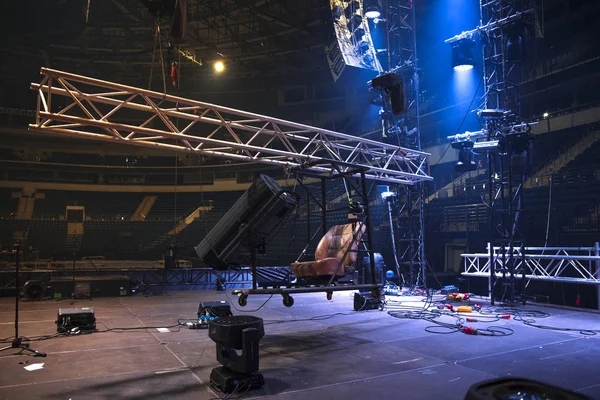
xmin=507 ymin=155 xmax=515 ymax=304
xmin=412 ymin=0 xmax=426 ymax=288
xmin=14 ymin=244 xmax=19 ymax=341
xmin=488 ymin=152 xmax=495 ymax=305
xmin=411 ymin=1 xmax=421 ymax=151
xmin=596 ymin=242 xmax=600 ymax=311
xmin=306 ymin=186 xmax=311 ymax=246
xmin=385 ymin=0 xmax=391 ymax=71
xmin=321 ymin=178 xmax=327 ymax=237
xmin=361 ymin=170 xmax=377 ymax=285
xmin=520 ymin=173 xmax=526 ymax=305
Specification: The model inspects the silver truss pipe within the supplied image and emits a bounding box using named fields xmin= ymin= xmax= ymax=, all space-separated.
xmin=462 ymin=272 xmax=600 ymax=285
xmin=29 ymin=68 xmax=433 ymax=185
xmin=463 ymin=252 xmax=600 ymax=261
xmin=444 ymin=9 xmax=535 ymax=43
xmin=493 ymin=246 xmax=596 ymax=252
xmin=34 ymin=68 xmax=430 ymax=157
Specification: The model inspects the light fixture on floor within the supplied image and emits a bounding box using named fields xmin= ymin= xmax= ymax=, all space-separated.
xmin=465 ymin=377 xmax=592 ymax=400
xmin=208 ymin=316 xmax=265 ymax=393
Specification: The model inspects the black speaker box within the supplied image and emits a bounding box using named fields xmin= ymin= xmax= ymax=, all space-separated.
xmin=198 ymin=301 xmax=232 ymax=319
xmin=354 ymin=291 xmax=381 ymax=311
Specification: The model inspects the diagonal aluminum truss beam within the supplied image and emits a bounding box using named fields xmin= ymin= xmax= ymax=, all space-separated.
xmin=462 ymin=245 xmax=600 ymax=285
xmin=29 ymin=68 xmax=432 ymax=185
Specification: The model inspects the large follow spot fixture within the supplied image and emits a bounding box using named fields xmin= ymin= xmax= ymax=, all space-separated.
xmin=195 ymin=174 xmax=298 ymax=270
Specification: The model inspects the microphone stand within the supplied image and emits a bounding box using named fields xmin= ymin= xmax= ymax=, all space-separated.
xmin=0 ymin=243 xmax=46 ymax=357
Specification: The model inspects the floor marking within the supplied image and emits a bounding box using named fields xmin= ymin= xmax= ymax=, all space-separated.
xmin=455 ymin=337 xmax=583 ymax=364
xmin=539 ymin=349 xmax=586 ymax=360
xmin=392 ymin=357 xmax=423 ymax=365
xmin=250 ymin=362 xmax=448 ymax=398
xmin=0 ymin=368 xmax=190 ymax=390
xmin=576 ymin=381 xmax=600 ymax=392
xmin=119 ymin=298 xmax=220 ymax=398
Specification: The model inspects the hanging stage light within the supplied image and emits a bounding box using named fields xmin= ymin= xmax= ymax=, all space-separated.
xmin=364 ymin=0 xmax=381 ymax=19
xmin=370 ymin=73 xmax=406 ymax=115
xmin=451 ymin=141 xmax=477 ymax=172
xmin=451 ymin=38 xmax=476 ymax=71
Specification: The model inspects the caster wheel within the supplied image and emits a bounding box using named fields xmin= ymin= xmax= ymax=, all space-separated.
xmin=238 ymin=295 xmax=248 ymax=307
xmin=326 ymin=291 xmax=333 ymax=301
xmin=283 ymin=295 xmax=294 ymax=307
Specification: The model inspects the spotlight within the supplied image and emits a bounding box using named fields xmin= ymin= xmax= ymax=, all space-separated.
xmin=364 ymin=0 xmax=381 ymax=19
xmin=365 ymin=7 xmax=380 ymax=19
xmin=454 ymin=65 xmax=474 ymax=72
xmin=456 ymin=149 xmax=477 ymax=172
xmin=381 ymin=191 xmax=396 ymax=201
xmin=451 ymin=38 xmax=476 ymax=71
xmin=451 ymin=141 xmax=477 ymax=172
xmin=543 ymin=112 xmax=549 ymax=119
xmin=214 ymin=61 xmax=224 ymax=73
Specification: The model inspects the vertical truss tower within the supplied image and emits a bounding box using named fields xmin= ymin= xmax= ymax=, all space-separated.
xmin=385 ymin=0 xmax=426 ymax=289
xmin=447 ymin=0 xmax=540 ymax=304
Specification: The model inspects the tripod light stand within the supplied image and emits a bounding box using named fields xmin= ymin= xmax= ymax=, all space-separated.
xmin=0 ymin=243 xmax=46 ymax=357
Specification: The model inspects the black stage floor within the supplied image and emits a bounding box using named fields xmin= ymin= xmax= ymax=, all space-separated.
xmin=1 ymin=290 xmax=599 ymax=400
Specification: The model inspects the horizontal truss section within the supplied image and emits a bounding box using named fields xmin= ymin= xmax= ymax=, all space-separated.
xmin=462 ymin=245 xmax=600 ymax=285
xmin=0 ymin=266 xmax=290 ymax=290
xmin=29 ymin=68 xmax=432 ymax=185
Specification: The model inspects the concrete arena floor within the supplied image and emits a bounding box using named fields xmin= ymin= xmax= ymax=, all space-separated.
xmin=0 ymin=290 xmax=599 ymax=400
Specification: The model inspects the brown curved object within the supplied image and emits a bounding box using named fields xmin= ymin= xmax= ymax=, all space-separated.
xmin=290 ymin=223 xmax=365 ymax=277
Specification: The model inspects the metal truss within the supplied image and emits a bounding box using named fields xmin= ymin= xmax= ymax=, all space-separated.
xmin=462 ymin=244 xmax=600 ymax=289
xmin=446 ymin=0 xmax=539 ymax=304
xmin=0 ymin=266 xmax=290 ymax=291
xmin=445 ymin=1 xmax=538 ymax=117
xmin=29 ymin=68 xmax=432 ymax=185
xmin=385 ymin=1 xmax=426 ymax=288
xmin=396 ymin=184 xmax=426 ymax=288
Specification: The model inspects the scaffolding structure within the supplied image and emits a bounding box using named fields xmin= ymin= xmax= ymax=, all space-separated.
xmin=446 ymin=0 xmax=539 ymax=304
xmin=385 ymin=0 xmax=426 ymax=289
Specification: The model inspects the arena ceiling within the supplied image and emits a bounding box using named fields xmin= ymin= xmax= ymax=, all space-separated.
xmin=2 ymin=0 xmax=333 ymax=84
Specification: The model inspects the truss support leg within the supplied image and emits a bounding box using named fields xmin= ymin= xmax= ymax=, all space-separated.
xmin=596 ymin=242 xmax=600 ymax=311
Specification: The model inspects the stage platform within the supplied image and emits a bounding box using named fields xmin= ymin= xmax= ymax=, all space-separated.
xmin=1 ymin=291 xmax=599 ymax=399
